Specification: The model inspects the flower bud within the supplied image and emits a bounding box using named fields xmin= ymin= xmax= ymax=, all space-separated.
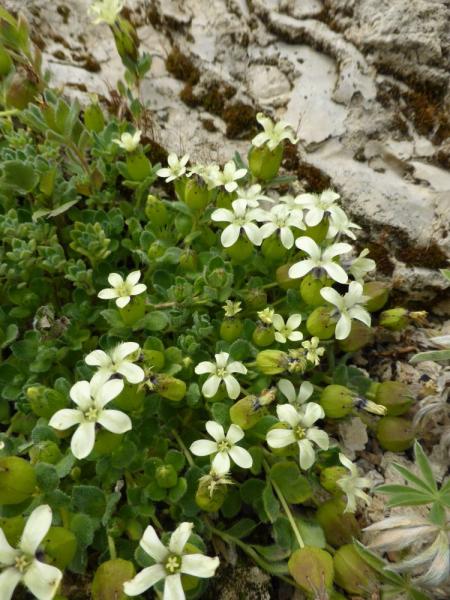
xmin=126 ymin=519 xmax=143 ymax=541
xmin=184 ymin=178 xmax=210 ymax=210
xmin=230 ymin=389 xmax=275 ymax=430
xmin=363 ymin=281 xmax=390 ymax=312
xmin=112 ymin=17 xmax=139 ymax=71
xmin=333 ymin=544 xmax=378 ymax=595
xmin=262 ymin=235 xmax=288 ymax=261
xmin=155 ymin=464 xmax=178 ymax=488
xmin=316 ymin=498 xmax=360 ymax=547
xmin=145 ymin=195 xmax=169 ymax=226
xmin=29 ymin=441 xmax=62 ymax=466
xmin=248 ymin=143 xmax=283 ymax=181
xmin=83 ymin=100 xmax=105 ymax=133
xmin=320 ymin=385 xmax=354 ymax=418
xmin=320 ymin=466 xmax=348 ymax=495
xmin=379 ymin=307 xmax=409 ymax=331
xmin=0 ymin=456 xmax=36 ymax=505
xmin=150 ymin=374 xmax=186 ymax=402
xmin=306 ymin=306 xmax=336 ymax=339
xmin=275 ymin=264 xmax=298 ymax=290
xmin=288 ymin=547 xmax=334 ymax=595
xmin=179 ymin=249 xmax=198 ymax=271
xmin=300 ymin=273 xmax=333 ymax=306
xmin=302 ymin=218 xmax=329 ymax=243
xmin=220 ymin=317 xmax=243 ymax=342
xmin=226 ymin=238 xmax=254 ymax=263
xmin=376 ymin=416 xmax=415 ymax=451
xmin=374 ymin=381 xmax=413 ymax=416
xmin=244 ymin=288 xmax=267 ymax=310
xmin=206 ymin=267 xmax=229 ymax=288
xmin=252 ymin=324 xmax=275 ymax=347
xmin=147 ymin=240 xmax=167 ymax=259
xmin=126 ymin=152 xmax=151 ymax=181
xmin=286 ymin=349 xmax=308 ymax=374
xmin=338 ymin=321 xmax=374 ymax=352
xmin=256 ymin=350 xmax=288 ymax=374
xmin=195 ymin=473 xmax=229 ymax=512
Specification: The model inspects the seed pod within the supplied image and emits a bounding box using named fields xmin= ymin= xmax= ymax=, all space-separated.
xmin=316 ymin=498 xmax=361 ymax=547
xmin=363 ymin=281 xmax=390 ymax=312
xmin=379 ymin=307 xmax=409 ymax=331
xmin=288 ymin=547 xmax=335 ymax=595
xmin=230 ymin=391 xmax=274 ymax=430
xmin=0 ymin=516 xmax=24 ymax=547
xmin=320 ymin=466 xmax=348 ymax=495
xmin=262 ymin=235 xmax=287 ymax=261
xmin=338 ymin=320 xmax=374 ymax=352
xmin=220 ymin=317 xmax=243 ymax=342
xmin=334 ymin=544 xmax=378 ymax=595
xmin=320 ymin=385 xmax=354 ymax=419
xmin=275 ymin=263 xmax=298 ymax=290
xmin=306 ymin=306 xmax=336 ymax=339
xmin=145 ymin=195 xmax=169 ymax=226
xmin=248 ymin=143 xmax=283 ymax=181
xmin=0 ymin=456 xmax=37 ymax=505
xmin=156 ymin=464 xmax=177 ymax=488
xmin=43 ymin=527 xmax=77 ymax=569
xmin=376 ymin=416 xmax=415 ymax=451
xmin=92 ymin=559 xmax=135 ymax=600
xmin=256 ymin=350 xmax=288 ymax=375
xmin=184 ymin=178 xmax=210 ymax=210
xmin=29 ymin=441 xmax=62 ymax=466
xmin=152 ymin=374 xmax=186 ymax=402
xmin=179 ymin=249 xmax=198 ymax=271
xmin=195 ymin=477 xmax=228 ymax=512
xmin=252 ymin=324 xmax=275 ymax=347
xmin=374 ymin=381 xmax=413 ymax=416
xmin=300 ymin=273 xmax=332 ymax=306
xmin=226 ymin=238 xmax=254 ymax=263
xmin=244 ymin=288 xmax=267 ymax=310
xmin=126 ymin=519 xmax=143 ymax=541
xmin=147 ymin=240 xmax=167 ymax=259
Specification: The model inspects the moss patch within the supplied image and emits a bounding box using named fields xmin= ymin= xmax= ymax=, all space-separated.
xmin=165 ymin=47 xmax=200 ymax=85
xmin=223 ymin=102 xmax=258 ymax=139
xmin=297 ymin=161 xmax=332 ymax=192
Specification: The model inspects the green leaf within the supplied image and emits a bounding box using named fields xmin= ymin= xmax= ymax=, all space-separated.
xmin=226 ymin=518 xmax=258 ymax=539
xmin=353 ymin=541 xmax=404 ymax=585
xmin=35 ymin=463 xmax=59 ymax=492
xmin=0 ymin=324 xmax=19 ymax=349
xmin=410 ymin=349 xmax=450 ymax=363
xmin=72 ymin=485 xmax=106 ymax=518
xmin=270 ymin=461 xmax=313 ymax=504
xmin=392 ymin=463 xmax=435 ymax=493
xmin=70 ymin=513 xmax=95 ymax=549
xmin=296 ymin=519 xmax=326 ymax=549
xmin=136 ymin=310 xmax=169 ymax=332
xmin=1 ymin=160 xmax=39 ymax=193
xmin=92 ymin=559 xmax=135 ymax=600
xmin=414 ymin=442 xmax=438 ymax=491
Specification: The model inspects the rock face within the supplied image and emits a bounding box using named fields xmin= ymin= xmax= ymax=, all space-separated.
xmin=5 ymin=0 xmax=450 ymax=298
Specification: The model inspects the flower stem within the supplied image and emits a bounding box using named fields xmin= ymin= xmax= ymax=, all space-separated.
xmin=107 ymin=535 xmax=117 ymax=560
xmin=171 ymin=428 xmax=194 ymax=467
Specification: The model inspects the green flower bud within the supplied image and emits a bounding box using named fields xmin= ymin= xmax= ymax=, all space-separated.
xmin=220 ymin=317 xmax=243 ymax=342
xmin=275 ymin=263 xmax=298 ymax=290
xmin=184 ymin=178 xmax=210 ymax=210
xmin=256 ymin=350 xmax=288 ymax=374
xmin=252 ymin=324 xmax=275 ymax=347
xmin=248 ymin=143 xmax=283 ymax=181
xmin=156 ymin=464 xmax=178 ymax=488
xmin=244 ymin=288 xmax=267 ymax=310
xmin=147 ymin=240 xmax=167 ymax=259
xmin=320 ymin=385 xmax=354 ymax=419
xmin=261 ymin=235 xmax=288 ymax=261
xmin=230 ymin=389 xmax=275 ymax=430
xmin=303 ymin=218 xmax=329 ymax=243
xmin=145 ymin=195 xmax=169 ymax=226
xmin=126 ymin=519 xmax=143 ymax=541
xmin=112 ymin=17 xmax=139 ymax=70
xmin=126 ymin=152 xmax=151 ymax=181
xmin=338 ymin=320 xmax=374 ymax=352
xmin=83 ymin=101 xmax=105 ymax=133
xmin=316 ymin=498 xmax=361 ymax=547
xmin=0 ymin=456 xmax=36 ymax=505
xmin=306 ymin=306 xmax=337 ymax=339
xmin=226 ymin=238 xmax=254 ymax=263
xmin=334 ymin=544 xmax=378 ymax=595
xmin=300 ymin=272 xmax=333 ymax=306
xmin=374 ymin=381 xmax=413 ymax=416
xmin=92 ymin=559 xmax=135 ymax=600
xmin=151 ymin=374 xmax=186 ymax=402
xmin=363 ymin=281 xmax=390 ymax=312
xmin=320 ymin=466 xmax=348 ymax=495
xmin=43 ymin=527 xmax=77 ymax=570
xmin=195 ymin=473 xmax=229 ymax=512
xmin=179 ymin=249 xmax=198 ymax=271
xmin=379 ymin=307 xmax=409 ymax=331
xmin=0 ymin=44 xmax=13 ymax=77
xmin=29 ymin=441 xmax=62 ymax=466
xmin=376 ymin=416 xmax=415 ymax=451
xmin=142 ymin=348 xmax=165 ymax=371
xmin=27 ymin=385 xmax=68 ymax=419
xmin=70 ymin=467 xmax=81 ymax=481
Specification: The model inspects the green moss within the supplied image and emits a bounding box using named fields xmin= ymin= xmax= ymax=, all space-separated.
xmin=223 ymin=102 xmax=257 ymax=139
xmin=165 ymin=47 xmax=200 ymax=85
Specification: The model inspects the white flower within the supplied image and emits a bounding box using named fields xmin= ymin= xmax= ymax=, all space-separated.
xmin=188 ymin=163 xmax=221 ymax=190
xmin=214 ymin=160 xmax=247 ymax=193
xmin=88 ymin=0 xmax=123 ymax=25
xmin=288 ymin=237 xmax=352 ymax=284
xmin=252 ymin=113 xmax=298 ymax=151
xmin=190 ymin=421 xmax=253 ymax=473
xmin=327 ymin=206 xmax=361 ymax=240
xmin=257 ymin=204 xmax=305 ymax=249
xmin=0 ymin=505 xmax=62 ymax=600
xmin=235 ymin=184 xmax=273 ymax=207
xmin=195 ymin=352 xmax=247 ymax=399
xmin=157 ymin=153 xmax=189 ymax=183
xmin=85 ymin=342 xmax=144 ymax=385
xmin=348 ymin=249 xmax=376 ymax=282
xmin=302 ymin=337 xmax=325 ymax=366
xmin=272 ymin=313 xmax=303 ymax=343
xmin=337 ymin=454 xmax=371 ymax=513
xmin=267 ymin=403 xmax=329 ymax=470
xmin=49 ymin=378 xmax=131 ymax=460
xmin=320 ymin=281 xmax=371 ymax=340
xmin=123 ymin=522 xmax=219 ymax=599
xmin=257 ymin=307 xmax=275 ymax=324
xmin=295 ymin=190 xmax=342 ymax=227
xmin=211 ymin=199 xmax=262 ymax=248
xmin=98 ymin=270 xmax=147 ymax=308
xmin=277 ymin=379 xmax=314 ymax=407
xmin=222 ymin=300 xmax=242 ymax=317
xmin=279 ymin=194 xmax=302 ymax=210
xmin=113 ymin=130 xmax=141 ymax=152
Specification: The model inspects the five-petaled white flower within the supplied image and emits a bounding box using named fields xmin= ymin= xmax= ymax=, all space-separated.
xmin=157 ymin=153 xmax=189 ymax=183
xmin=188 ymin=163 xmax=221 ymax=190
xmin=266 ymin=403 xmax=329 ymax=470
xmin=337 ymin=454 xmax=371 ymax=513
xmin=85 ymin=342 xmax=144 ymax=385
xmin=195 ymin=352 xmax=247 ymax=399
xmin=190 ymin=421 xmax=253 ymax=473
xmin=257 ymin=204 xmax=305 ymax=249
xmin=288 ymin=237 xmax=352 ymax=284
xmin=214 ymin=160 xmax=247 ymax=193
xmin=302 ymin=337 xmax=325 ymax=366
xmin=123 ymin=522 xmax=219 ymax=599
xmin=98 ymin=270 xmax=147 ymax=308
xmin=0 ymin=505 xmax=62 ymax=600
xmin=211 ymin=199 xmax=262 ymax=248
xmin=277 ymin=379 xmax=314 ymax=408
xmin=327 ymin=206 xmax=361 ymax=240
xmin=252 ymin=113 xmax=298 ymax=151
xmin=320 ymin=281 xmax=371 ymax=340
xmin=235 ymin=184 xmax=273 ymax=207
xmin=88 ymin=0 xmax=123 ymax=25
xmin=348 ymin=249 xmax=376 ymax=283
xmin=49 ymin=378 xmax=131 ymax=460
xmin=113 ymin=130 xmax=141 ymax=152
xmin=222 ymin=300 xmax=242 ymax=317
xmin=295 ymin=190 xmax=342 ymax=227
xmin=272 ymin=313 xmax=303 ymax=344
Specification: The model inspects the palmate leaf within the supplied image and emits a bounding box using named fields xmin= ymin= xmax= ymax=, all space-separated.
xmin=413 ymin=442 xmax=438 ymax=491
xmin=375 ymin=485 xmax=435 ymax=507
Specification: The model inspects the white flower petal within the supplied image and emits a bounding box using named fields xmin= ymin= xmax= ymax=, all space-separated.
xmin=111 ymin=342 xmax=140 ymax=362
xmin=205 ymin=420 xmax=225 ymax=442
xmin=117 ymin=362 xmax=145 ymax=384
xmin=71 ymin=422 xmax=96 ymax=460
xmin=277 ymin=403 xmax=301 ymax=428
xmin=181 ymin=554 xmax=220 ymax=578
xmin=288 ymin=259 xmax=315 ymax=279
xmin=223 ymin=374 xmax=241 ymax=400
xmin=274 ymin=332 xmax=286 ymax=344
xmin=228 ymin=446 xmax=253 ymax=469
xmin=140 ymin=526 xmax=168 ymax=562
xmin=116 ymin=296 xmax=130 ymax=308
xmin=226 ymin=424 xmax=244 ymax=444
xmin=243 ymin=223 xmax=262 ymax=246
xmin=108 ymin=273 xmax=123 ymax=287
xmin=212 ymin=451 xmax=231 ymax=474
xmin=280 ymin=227 xmax=294 ymax=249
xmin=95 ymin=378 xmax=124 ymax=408
xmin=306 ymin=427 xmax=329 ymax=450
xmin=124 ymin=564 xmax=166 ymax=596
xmin=221 ymin=224 xmax=240 ymax=248
xmin=49 ymin=409 xmax=82 ymax=431
xmin=288 ymin=331 xmax=303 ymax=341
xmin=298 ymin=381 xmax=314 ymax=403
xmin=227 ymin=361 xmax=247 ymax=375
xmin=277 ymin=379 xmax=296 ymax=404
xmin=335 ymin=314 xmax=352 ymax=340
xmin=163 ymin=573 xmax=185 ymax=600
xmin=169 ymin=522 xmax=193 ymax=555
xmin=126 ymin=270 xmax=141 ymax=286
xmin=266 ymin=428 xmax=296 ymax=448
xmin=0 ymin=568 xmax=22 ymax=600
xmin=0 ymin=529 xmax=17 ymax=565
xmin=20 ymin=505 xmax=52 ymax=555
xmin=69 ymin=381 xmax=92 ymax=410
xmin=97 ymin=409 xmax=132 ymax=434
xmin=301 ymin=402 xmax=324 ymax=428
xmin=202 ymin=375 xmax=221 ymax=398
xmin=286 ymin=314 xmax=302 ymax=330
xmin=98 ymin=288 xmax=119 ymax=300
xmin=298 ymin=439 xmax=316 ymax=470
xmin=190 ymin=440 xmax=218 ymax=456
xmin=323 ymin=262 xmax=348 ymax=284
xmin=195 ymin=361 xmax=215 ymax=375
xmin=84 ymin=349 xmax=110 ymax=367
xmin=130 ymin=283 xmax=147 ymax=296
xmin=211 ymin=208 xmax=233 ymax=223
xmin=23 ymin=560 xmax=62 ymax=600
